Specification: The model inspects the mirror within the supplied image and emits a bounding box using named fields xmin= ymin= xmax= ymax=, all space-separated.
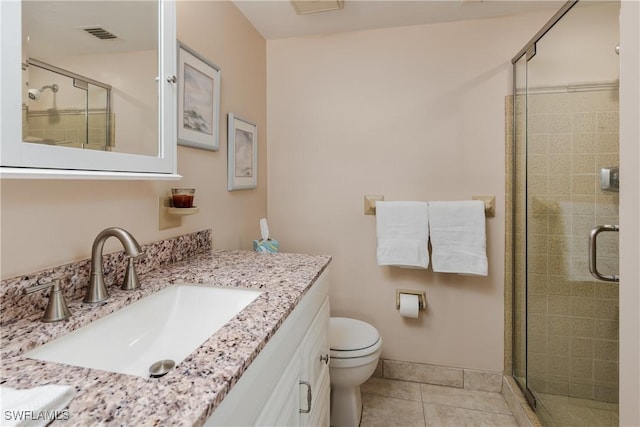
xmin=22 ymin=1 xmax=158 ymax=156
xmin=0 ymin=1 xmax=177 ymax=177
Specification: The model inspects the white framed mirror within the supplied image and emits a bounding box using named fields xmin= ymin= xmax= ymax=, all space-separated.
xmin=0 ymin=1 xmax=179 ymax=179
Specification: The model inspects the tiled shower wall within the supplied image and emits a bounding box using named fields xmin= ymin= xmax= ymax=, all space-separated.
xmin=22 ymin=105 xmax=113 ymax=150
xmin=506 ymin=86 xmax=619 ymax=403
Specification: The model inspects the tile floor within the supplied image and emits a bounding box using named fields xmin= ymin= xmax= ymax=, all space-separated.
xmin=360 ymin=377 xmax=518 ymax=427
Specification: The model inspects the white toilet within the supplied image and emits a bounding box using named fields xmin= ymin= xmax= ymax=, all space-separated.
xmin=329 ymin=317 xmax=382 ymax=427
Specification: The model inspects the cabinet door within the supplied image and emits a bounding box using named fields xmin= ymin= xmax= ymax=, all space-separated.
xmin=299 ymin=298 xmax=330 ymax=427
xmin=254 ymin=353 xmax=301 ymax=427
xmin=309 ymin=372 xmax=330 ymax=427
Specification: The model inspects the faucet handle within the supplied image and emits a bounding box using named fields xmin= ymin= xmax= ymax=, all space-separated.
xmin=23 ymin=279 xmax=72 ymax=322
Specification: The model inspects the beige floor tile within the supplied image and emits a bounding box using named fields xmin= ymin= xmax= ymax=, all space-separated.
xmin=424 ymin=403 xmax=519 ymax=427
xmin=362 ymin=377 xmax=423 ymax=401
xmin=421 ymin=384 xmax=512 ymax=414
xmin=360 ymin=393 xmax=426 ymax=427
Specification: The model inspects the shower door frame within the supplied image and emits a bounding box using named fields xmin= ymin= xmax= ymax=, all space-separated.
xmin=509 ymin=0 xmax=579 ymax=411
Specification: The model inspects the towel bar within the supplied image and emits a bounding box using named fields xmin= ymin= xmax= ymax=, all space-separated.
xmin=364 ymin=194 xmax=495 ymax=217
xmin=472 ymin=195 xmax=495 ymax=217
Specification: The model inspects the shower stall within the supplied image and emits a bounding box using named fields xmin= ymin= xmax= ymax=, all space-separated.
xmin=509 ymin=1 xmax=620 ymax=426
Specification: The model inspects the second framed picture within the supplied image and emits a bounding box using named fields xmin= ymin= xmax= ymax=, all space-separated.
xmin=227 ymin=113 xmax=257 ymax=191
xmin=177 ymin=42 xmax=221 ymax=151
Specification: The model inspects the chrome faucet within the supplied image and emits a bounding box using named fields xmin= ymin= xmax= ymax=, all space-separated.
xmin=84 ymin=227 xmax=145 ymax=303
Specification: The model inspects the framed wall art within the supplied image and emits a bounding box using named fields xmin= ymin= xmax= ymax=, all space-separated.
xmin=227 ymin=113 xmax=257 ymax=191
xmin=177 ymin=42 xmax=221 ymax=151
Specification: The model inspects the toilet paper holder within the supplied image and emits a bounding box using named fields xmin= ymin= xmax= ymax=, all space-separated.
xmin=395 ymin=289 xmax=426 ymax=311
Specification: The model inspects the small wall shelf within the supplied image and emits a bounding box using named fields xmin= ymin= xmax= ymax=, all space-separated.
xmin=167 ymin=207 xmax=199 ymax=216
xmin=159 ymin=196 xmax=199 ymax=230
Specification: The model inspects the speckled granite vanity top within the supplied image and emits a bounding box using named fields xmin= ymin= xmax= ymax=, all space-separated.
xmin=0 ymin=235 xmax=331 ymax=426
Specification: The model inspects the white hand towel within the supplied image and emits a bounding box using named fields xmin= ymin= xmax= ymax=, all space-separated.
xmin=0 ymin=384 xmax=75 ymax=426
xmin=376 ymin=201 xmax=430 ymax=268
xmin=428 ymin=200 xmax=488 ymax=276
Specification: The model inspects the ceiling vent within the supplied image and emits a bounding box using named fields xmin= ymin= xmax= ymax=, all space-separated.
xmin=290 ymin=0 xmax=344 ymax=15
xmin=82 ymin=27 xmax=117 ymax=40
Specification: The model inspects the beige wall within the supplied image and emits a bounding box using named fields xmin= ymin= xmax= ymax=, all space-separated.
xmin=0 ymin=1 xmax=267 ymax=279
xmin=267 ymin=12 xmax=553 ymax=372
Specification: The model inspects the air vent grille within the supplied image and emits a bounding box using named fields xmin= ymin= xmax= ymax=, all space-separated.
xmin=290 ymin=0 xmax=344 ymax=15
xmin=83 ymin=27 xmax=117 ymax=40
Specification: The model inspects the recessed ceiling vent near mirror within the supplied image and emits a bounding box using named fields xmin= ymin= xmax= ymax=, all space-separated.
xmin=82 ymin=27 xmax=117 ymax=40
xmin=290 ymin=0 xmax=344 ymax=15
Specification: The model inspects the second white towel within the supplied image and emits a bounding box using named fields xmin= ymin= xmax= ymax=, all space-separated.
xmin=376 ymin=201 xmax=430 ymax=269
xmin=428 ymin=200 xmax=488 ymax=276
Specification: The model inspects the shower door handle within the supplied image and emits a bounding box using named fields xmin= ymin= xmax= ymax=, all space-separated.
xmin=589 ymin=225 xmax=620 ymax=282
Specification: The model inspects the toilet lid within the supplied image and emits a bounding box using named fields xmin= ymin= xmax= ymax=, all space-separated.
xmin=330 ymin=317 xmax=380 ymax=352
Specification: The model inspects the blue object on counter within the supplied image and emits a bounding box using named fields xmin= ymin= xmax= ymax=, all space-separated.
xmin=253 ymin=239 xmax=279 ymax=253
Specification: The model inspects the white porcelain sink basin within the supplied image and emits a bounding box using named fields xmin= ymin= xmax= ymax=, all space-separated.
xmin=25 ymin=284 xmax=262 ymax=378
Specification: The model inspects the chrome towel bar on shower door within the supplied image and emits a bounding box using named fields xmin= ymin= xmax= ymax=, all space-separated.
xmin=589 ymin=224 xmax=620 ymax=282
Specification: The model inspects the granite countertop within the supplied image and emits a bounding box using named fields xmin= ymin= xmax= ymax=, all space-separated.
xmin=0 ymin=249 xmax=331 ymax=426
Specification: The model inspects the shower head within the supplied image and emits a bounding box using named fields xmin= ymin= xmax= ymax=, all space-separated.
xmin=27 ymin=84 xmax=59 ymax=101
xmin=27 ymin=88 xmax=40 ymax=101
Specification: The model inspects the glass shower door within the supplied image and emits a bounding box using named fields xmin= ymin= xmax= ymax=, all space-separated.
xmin=517 ymin=1 xmax=621 ymax=426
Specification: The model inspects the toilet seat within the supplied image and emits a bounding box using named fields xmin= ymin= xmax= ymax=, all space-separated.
xmin=330 ymin=317 xmax=381 ymax=359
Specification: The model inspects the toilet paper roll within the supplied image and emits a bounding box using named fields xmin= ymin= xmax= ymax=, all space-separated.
xmin=399 ymin=293 xmax=419 ymax=318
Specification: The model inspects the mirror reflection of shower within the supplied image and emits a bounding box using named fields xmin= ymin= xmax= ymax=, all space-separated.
xmin=27 ymin=84 xmax=58 ymax=101
xmin=23 ymin=58 xmax=113 ymax=151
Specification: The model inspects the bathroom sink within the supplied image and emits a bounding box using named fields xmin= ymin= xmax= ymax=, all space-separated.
xmin=25 ymin=284 xmax=262 ymax=378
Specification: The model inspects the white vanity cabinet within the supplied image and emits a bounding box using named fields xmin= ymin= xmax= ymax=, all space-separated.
xmin=206 ymin=270 xmax=330 ymax=427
